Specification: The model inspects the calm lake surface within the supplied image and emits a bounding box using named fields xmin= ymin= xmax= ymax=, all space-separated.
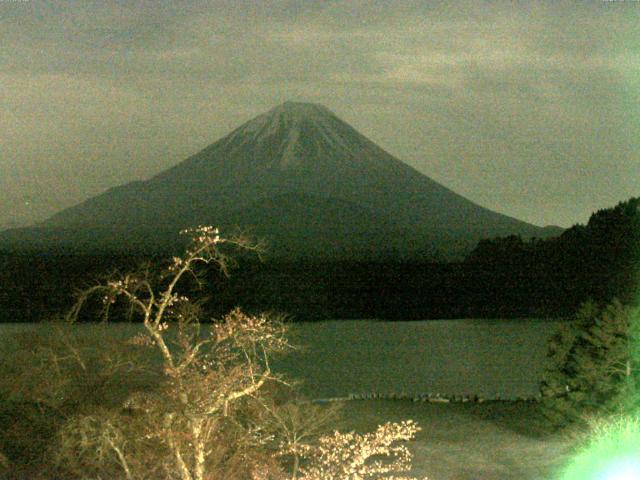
xmin=0 ymin=318 xmax=564 ymax=400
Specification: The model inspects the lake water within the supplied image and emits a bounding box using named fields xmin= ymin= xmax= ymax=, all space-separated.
xmin=0 ymin=318 xmax=564 ymax=400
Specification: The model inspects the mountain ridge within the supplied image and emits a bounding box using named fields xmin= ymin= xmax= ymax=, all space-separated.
xmin=1 ymin=101 xmax=562 ymax=258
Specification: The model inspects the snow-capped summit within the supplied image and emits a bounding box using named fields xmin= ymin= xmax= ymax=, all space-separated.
xmin=241 ymin=102 xmax=337 ymax=136
xmin=230 ymin=102 xmax=357 ymax=168
xmin=209 ymin=101 xmax=375 ymax=170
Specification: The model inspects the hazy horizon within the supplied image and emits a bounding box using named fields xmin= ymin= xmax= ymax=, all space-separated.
xmin=2 ymin=1 xmax=638 ymax=230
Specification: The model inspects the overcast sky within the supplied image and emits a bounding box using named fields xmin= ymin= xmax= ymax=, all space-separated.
xmin=1 ymin=0 xmax=638 ymax=229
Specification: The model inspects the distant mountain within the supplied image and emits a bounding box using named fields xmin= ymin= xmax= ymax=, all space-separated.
xmin=0 ymin=102 xmax=562 ymax=258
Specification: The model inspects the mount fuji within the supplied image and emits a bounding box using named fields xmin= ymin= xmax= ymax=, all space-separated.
xmin=0 ymin=102 xmax=561 ymax=258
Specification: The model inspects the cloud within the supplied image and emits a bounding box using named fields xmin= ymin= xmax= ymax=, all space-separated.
xmin=0 ymin=0 xmax=638 ymax=228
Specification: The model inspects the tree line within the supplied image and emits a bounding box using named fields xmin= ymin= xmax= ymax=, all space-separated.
xmin=466 ymin=197 xmax=640 ymax=313
xmin=1 ymin=197 xmax=637 ymax=322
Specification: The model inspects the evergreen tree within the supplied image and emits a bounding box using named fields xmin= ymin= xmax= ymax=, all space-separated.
xmin=540 ymin=299 xmax=640 ymax=428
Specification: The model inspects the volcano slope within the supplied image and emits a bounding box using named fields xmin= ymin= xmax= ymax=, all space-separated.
xmin=0 ymin=102 xmax=559 ymax=258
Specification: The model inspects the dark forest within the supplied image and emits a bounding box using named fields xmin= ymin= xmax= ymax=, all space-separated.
xmin=1 ymin=197 xmax=638 ymax=323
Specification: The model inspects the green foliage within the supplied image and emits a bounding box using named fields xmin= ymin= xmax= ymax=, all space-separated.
xmin=558 ymin=412 xmax=640 ymax=480
xmin=466 ymin=196 xmax=640 ymax=314
xmin=540 ymin=299 xmax=640 ymax=428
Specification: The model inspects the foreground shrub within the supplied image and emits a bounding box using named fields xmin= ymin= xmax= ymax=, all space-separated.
xmin=0 ymin=320 xmax=155 ymax=478
xmin=293 ymin=420 xmax=422 ymax=480
xmin=23 ymin=226 xmax=427 ymax=480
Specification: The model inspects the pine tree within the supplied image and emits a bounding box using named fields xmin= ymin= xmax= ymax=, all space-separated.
xmin=540 ymin=299 xmax=640 ymax=427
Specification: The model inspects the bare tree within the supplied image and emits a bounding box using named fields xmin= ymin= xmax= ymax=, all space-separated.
xmin=63 ymin=226 xmax=290 ymax=480
xmin=43 ymin=226 xmax=429 ymax=480
xmin=293 ymin=420 xmax=426 ymax=480
xmin=258 ymin=396 xmax=343 ymax=479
